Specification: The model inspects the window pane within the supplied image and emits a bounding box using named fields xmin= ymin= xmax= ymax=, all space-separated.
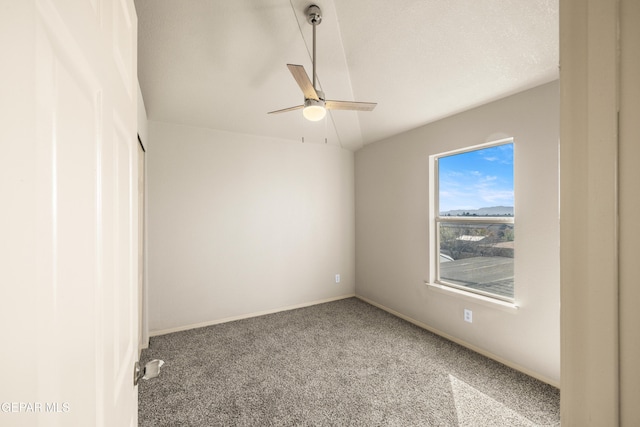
xmin=438 ymin=144 xmax=514 ymax=216
xmin=439 ymin=222 xmax=514 ymax=299
xmin=435 ymin=142 xmax=514 ymax=300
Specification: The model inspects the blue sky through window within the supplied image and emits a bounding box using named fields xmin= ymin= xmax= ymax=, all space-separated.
xmin=438 ymin=143 xmax=514 ymax=213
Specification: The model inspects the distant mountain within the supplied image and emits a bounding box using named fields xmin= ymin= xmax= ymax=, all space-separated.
xmin=440 ymin=206 xmax=514 ymax=216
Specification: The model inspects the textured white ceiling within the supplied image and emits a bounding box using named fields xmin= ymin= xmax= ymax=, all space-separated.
xmin=135 ymin=0 xmax=558 ymax=151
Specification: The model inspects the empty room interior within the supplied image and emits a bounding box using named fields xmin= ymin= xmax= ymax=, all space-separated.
xmin=3 ymin=0 xmax=639 ymax=426
xmin=140 ymin=0 xmax=559 ymax=378
xmin=133 ymin=0 xmax=637 ymax=424
xmin=136 ymin=1 xmax=564 ymax=423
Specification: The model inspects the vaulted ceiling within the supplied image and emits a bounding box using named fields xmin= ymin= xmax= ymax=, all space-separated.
xmin=135 ymin=0 xmax=558 ymax=151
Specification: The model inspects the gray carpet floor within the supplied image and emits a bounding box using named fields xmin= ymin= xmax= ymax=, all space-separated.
xmin=139 ymin=298 xmax=560 ymax=426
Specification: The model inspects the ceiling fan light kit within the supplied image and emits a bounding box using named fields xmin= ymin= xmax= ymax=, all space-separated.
xmin=268 ymin=4 xmax=377 ymax=122
xmin=303 ymin=98 xmax=327 ymax=121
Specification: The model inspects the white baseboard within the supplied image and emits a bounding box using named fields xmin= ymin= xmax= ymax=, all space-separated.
xmin=356 ymin=295 xmax=560 ymax=388
xmin=149 ymin=294 xmax=356 ymax=337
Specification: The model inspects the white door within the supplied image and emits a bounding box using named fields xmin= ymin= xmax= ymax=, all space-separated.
xmin=0 ymin=1 xmax=138 ymax=426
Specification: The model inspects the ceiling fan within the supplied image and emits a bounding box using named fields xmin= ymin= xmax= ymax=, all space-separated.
xmin=268 ymin=4 xmax=377 ymax=122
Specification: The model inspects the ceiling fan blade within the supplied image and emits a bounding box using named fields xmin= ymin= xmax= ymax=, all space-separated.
xmin=325 ymin=100 xmax=377 ymax=111
xmin=267 ymin=105 xmax=304 ymax=114
xmin=287 ymin=64 xmax=319 ymax=100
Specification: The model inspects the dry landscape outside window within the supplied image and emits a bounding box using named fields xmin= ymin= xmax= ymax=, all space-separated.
xmin=435 ymin=140 xmax=515 ymax=301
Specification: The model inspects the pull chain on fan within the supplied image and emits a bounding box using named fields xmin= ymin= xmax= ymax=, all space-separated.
xmin=268 ymin=4 xmax=377 ymax=121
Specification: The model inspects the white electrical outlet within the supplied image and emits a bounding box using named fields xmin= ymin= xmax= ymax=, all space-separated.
xmin=335 ymin=274 xmax=341 ymax=283
xmin=464 ymin=309 xmax=473 ymax=323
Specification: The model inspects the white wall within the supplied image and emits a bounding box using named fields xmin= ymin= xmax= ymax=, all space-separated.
xmin=147 ymin=121 xmax=355 ymax=333
xmin=355 ymin=81 xmax=560 ymax=384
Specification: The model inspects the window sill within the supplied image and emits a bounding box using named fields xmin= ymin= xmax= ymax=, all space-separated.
xmin=424 ymin=281 xmax=519 ymax=312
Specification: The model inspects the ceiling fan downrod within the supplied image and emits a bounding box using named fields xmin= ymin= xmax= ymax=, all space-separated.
xmin=306 ymin=5 xmax=322 ymax=91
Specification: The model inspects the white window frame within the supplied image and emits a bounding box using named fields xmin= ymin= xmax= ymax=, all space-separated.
xmin=431 ymin=138 xmax=515 ymax=303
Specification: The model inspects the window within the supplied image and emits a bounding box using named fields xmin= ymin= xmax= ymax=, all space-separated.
xmin=433 ymin=140 xmax=514 ymax=301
